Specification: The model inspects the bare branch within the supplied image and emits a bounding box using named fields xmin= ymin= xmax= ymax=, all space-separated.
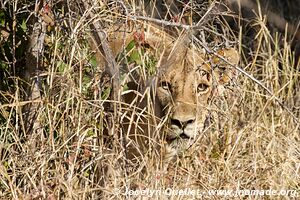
xmin=23 ymin=1 xmax=48 ymax=137
xmin=81 ymin=2 xmax=120 ymax=109
xmin=194 ymin=35 xmax=299 ymax=124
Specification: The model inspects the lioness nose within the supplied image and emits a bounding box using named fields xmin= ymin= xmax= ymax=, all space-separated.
xmin=170 ymin=118 xmax=195 ymax=129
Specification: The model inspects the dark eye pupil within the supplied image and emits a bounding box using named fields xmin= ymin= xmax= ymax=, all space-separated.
xmin=161 ymin=81 xmax=171 ymax=90
xmin=197 ymin=83 xmax=208 ymax=92
xmin=200 ymin=70 xmax=207 ymax=76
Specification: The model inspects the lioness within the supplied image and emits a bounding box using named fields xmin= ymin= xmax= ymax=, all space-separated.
xmin=98 ymin=22 xmax=239 ymax=162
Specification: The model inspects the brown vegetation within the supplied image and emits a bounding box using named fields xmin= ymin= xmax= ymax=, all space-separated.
xmin=0 ymin=0 xmax=299 ymax=199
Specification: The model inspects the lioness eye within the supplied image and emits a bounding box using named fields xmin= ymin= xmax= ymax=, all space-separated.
xmin=197 ymin=83 xmax=209 ymax=93
xmin=160 ymin=81 xmax=171 ymax=91
xmin=199 ymin=69 xmax=207 ymax=77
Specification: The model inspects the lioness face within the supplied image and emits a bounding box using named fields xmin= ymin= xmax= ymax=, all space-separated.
xmin=157 ymin=46 xmax=238 ymax=153
xmin=104 ymin=23 xmax=239 ymax=159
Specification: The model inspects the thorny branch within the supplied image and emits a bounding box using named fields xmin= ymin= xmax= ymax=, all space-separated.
xmin=81 ymin=1 xmax=121 ymax=116
xmin=130 ymin=1 xmax=218 ymax=31
xmin=80 ymin=0 xmax=129 ymax=180
xmin=193 ymin=36 xmax=299 ymax=124
xmin=24 ymin=1 xmax=48 ymax=138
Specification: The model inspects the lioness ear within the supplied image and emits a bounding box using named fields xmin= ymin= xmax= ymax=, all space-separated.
xmin=211 ymin=48 xmax=239 ymax=95
xmin=212 ymin=48 xmax=239 ymax=85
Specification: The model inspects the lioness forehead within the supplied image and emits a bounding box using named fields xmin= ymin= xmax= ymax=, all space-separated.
xmin=162 ymin=45 xmax=211 ymax=74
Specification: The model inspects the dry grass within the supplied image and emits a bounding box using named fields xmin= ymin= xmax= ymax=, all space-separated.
xmin=0 ymin=0 xmax=299 ymax=199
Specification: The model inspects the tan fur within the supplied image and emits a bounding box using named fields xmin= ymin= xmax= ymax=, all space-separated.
xmin=98 ymin=22 xmax=239 ymax=160
xmin=157 ymin=44 xmax=239 ymax=156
